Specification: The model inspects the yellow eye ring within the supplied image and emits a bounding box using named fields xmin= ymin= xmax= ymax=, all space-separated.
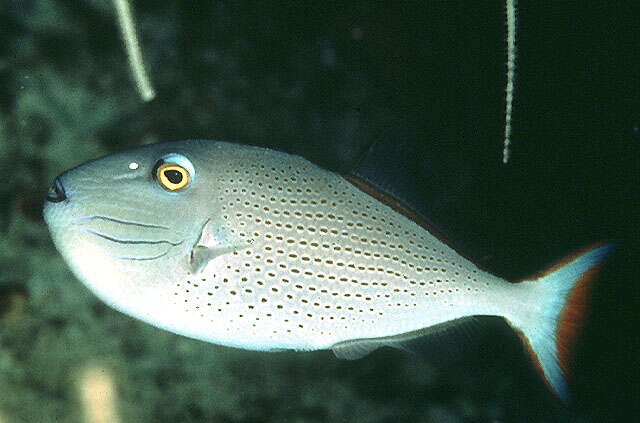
xmin=156 ymin=162 xmax=191 ymax=191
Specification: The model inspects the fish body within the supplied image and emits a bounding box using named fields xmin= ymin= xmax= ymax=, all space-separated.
xmin=44 ymin=140 xmax=612 ymax=402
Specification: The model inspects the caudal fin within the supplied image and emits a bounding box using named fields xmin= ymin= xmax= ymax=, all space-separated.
xmin=509 ymin=243 xmax=615 ymax=403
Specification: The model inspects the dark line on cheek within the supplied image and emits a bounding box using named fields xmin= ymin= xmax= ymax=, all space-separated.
xmin=86 ymin=229 xmax=183 ymax=246
xmin=82 ymin=215 xmax=170 ymax=230
xmin=117 ymin=251 xmax=169 ymax=261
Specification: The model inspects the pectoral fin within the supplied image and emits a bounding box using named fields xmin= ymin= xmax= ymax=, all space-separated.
xmin=188 ymin=218 xmax=246 ymax=275
xmin=188 ymin=245 xmax=233 ymax=274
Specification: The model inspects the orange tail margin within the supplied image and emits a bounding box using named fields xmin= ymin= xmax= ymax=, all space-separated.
xmin=510 ymin=243 xmax=615 ymax=403
xmin=555 ymin=247 xmax=604 ymax=383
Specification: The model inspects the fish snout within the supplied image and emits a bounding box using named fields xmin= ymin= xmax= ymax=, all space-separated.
xmin=46 ymin=177 xmax=67 ymax=203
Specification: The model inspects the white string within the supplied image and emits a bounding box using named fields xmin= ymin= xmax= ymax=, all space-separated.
xmin=503 ymin=0 xmax=517 ymax=163
xmin=113 ymin=0 xmax=156 ymax=102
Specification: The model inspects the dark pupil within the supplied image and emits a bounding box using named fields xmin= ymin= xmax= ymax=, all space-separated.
xmin=164 ymin=169 xmax=183 ymax=184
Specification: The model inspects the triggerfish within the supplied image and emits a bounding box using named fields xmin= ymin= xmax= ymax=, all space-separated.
xmin=43 ymin=140 xmax=613 ymax=402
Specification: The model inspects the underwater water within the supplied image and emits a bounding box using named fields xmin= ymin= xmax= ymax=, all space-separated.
xmin=1 ymin=1 xmax=638 ymax=422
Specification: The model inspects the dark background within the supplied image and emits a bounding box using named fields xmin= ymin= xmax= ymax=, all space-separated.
xmin=0 ymin=1 xmax=638 ymax=422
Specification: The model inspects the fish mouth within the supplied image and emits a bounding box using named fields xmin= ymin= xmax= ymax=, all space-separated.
xmin=46 ymin=177 xmax=67 ymax=203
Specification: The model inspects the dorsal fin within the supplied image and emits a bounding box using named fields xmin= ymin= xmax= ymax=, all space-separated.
xmin=347 ymin=125 xmax=485 ymax=265
xmin=343 ymin=174 xmax=493 ymax=274
xmin=343 ymin=175 xmax=460 ymax=256
xmin=348 ymin=120 xmax=429 ymax=219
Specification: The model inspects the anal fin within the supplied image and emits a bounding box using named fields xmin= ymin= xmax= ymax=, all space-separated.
xmin=332 ymin=337 xmax=390 ymax=360
xmin=331 ymin=316 xmax=497 ymax=366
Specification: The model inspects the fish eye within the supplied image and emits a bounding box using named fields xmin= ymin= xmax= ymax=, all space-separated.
xmin=153 ymin=154 xmax=194 ymax=192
